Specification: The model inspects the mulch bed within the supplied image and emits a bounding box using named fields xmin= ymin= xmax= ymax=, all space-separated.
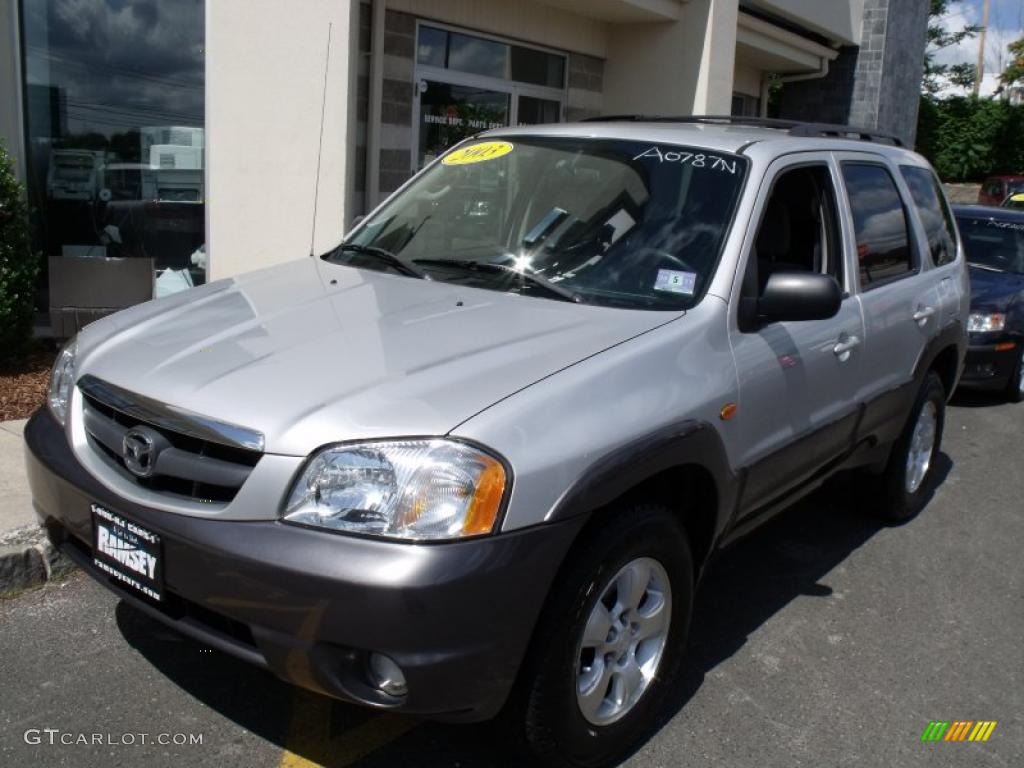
xmin=0 ymin=343 xmax=57 ymax=422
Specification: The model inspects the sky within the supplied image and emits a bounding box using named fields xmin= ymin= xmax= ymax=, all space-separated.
xmin=932 ymin=0 xmax=1024 ymax=97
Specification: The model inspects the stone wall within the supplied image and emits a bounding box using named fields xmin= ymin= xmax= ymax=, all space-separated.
xmin=778 ymin=0 xmax=929 ymax=146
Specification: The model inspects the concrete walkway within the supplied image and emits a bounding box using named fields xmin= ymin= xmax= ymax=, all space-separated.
xmin=0 ymin=419 xmax=35 ymax=533
xmin=0 ymin=417 xmax=73 ymax=596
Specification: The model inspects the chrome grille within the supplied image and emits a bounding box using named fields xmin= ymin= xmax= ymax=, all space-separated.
xmin=78 ymin=375 xmax=263 ymax=503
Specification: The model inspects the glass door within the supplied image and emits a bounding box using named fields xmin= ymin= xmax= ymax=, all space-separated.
xmin=417 ymin=80 xmax=511 ymax=168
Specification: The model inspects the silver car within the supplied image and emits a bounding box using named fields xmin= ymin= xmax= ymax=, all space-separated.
xmin=26 ymin=118 xmax=968 ymax=767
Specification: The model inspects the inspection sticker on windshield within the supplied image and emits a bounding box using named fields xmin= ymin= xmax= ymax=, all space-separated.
xmin=442 ymin=141 xmax=513 ymax=166
xmin=654 ymin=269 xmax=696 ymax=295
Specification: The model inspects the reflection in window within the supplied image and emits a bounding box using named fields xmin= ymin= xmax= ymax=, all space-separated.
xmin=416 ymin=25 xmax=566 ymax=90
xmin=416 ymin=25 xmax=447 ymax=68
xmin=510 ymin=46 xmax=565 ymax=89
xmin=447 ymin=32 xmax=507 ymax=79
xmin=900 ymin=165 xmax=957 ymax=267
xmin=349 ymin=138 xmax=747 ymax=311
xmin=517 ymin=96 xmax=561 ymax=126
xmin=842 ymin=163 xmax=913 ymax=288
xmin=418 ymin=82 xmax=510 ymax=167
xmin=21 ymin=0 xmax=206 ymax=321
xmin=957 ymin=217 xmax=1024 ymax=274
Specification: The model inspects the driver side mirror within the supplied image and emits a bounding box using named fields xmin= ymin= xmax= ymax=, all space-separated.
xmin=757 ymin=272 xmax=842 ymax=323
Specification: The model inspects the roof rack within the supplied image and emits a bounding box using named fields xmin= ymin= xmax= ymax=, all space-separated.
xmin=579 ymin=114 xmax=904 ymax=147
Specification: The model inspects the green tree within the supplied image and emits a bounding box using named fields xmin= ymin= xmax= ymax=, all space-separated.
xmin=916 ymin=97 xmax=1024 ymax=181
xmin=1001 ymin=37 xmax=1024 ymax=88
xmin=923 ymin=0 xmax=982 ymax=96
xmin=0 ymin=141 xmax=39 ymax=363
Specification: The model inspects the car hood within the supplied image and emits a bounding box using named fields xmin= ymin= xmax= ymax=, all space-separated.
xmin=968 ymin=265 xmax=1024 ymax=313
xmin=78 ymin=258 xmax=679 ymax=455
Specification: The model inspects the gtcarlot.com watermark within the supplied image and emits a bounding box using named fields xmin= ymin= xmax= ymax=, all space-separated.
xmin=24 ymin=729 xmax=203 ymax=746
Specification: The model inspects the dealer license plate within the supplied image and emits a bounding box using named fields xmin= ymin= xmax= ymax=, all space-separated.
xmin=91 ymin=503 xmax=163 ymax=601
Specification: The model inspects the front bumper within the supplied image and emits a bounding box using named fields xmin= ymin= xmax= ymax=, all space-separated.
xmin=959 ymin=335 xmax=1020 ymax=390
xmin=24 ymin=408 xmax=582 ymax=721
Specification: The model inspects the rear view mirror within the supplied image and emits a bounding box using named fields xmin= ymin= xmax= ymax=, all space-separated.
xmin=757 ymin=272 xmax=841 ymax=322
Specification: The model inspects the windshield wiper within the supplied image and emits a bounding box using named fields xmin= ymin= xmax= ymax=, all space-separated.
xmin=968 ymin=262 xmax=1007 ymax=273
xmin=413 ymin=258 xmax=586 ymax=303
xmin=327 ymin=243 xmax=427 ymax=279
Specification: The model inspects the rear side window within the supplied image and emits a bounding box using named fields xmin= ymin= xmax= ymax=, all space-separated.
xmin=841 ymin=163 xmax=914 ymax=288
xmin=900 ymin=165 xmax=958 ymax=266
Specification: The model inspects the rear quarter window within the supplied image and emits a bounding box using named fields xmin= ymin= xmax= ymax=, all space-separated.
xmin=900 ymin=165 xmax=958 ymax=266
xmin=841 ymin=162 xmax=914 ymax=289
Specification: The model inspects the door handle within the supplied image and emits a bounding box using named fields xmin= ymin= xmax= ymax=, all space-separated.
xmin=913 ymin=306 xmax=935 ymax=326
xmin=832 ymin=335 xmax=861 ymax=361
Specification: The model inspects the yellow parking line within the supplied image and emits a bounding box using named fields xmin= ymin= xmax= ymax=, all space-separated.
xmin=278 ymin=693 xmax=416 ymax=768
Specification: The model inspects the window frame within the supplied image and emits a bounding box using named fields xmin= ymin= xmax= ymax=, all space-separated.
xmin=730 ymin=152 xmax=853 ymax=333
xmin=837 ymin=158 xmax=920 ymax=294
xmin=412 ymin=20 xmax=569 ymax=172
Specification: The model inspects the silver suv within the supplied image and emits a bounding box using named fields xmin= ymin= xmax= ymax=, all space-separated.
xmin=26 ymin=117 xmax=968 ymax=767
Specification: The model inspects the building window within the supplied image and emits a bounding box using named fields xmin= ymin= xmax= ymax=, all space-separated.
xmin=731 ymin=92 xmax=761 ymax=117
xmin=414 ymin=24 xmax=567 ymax=169
xmin=20 ymin=0 xmax=206 ymax=331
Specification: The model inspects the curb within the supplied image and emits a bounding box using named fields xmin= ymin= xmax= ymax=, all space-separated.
xmin=0 ymin=524 xmax=77 ymax=598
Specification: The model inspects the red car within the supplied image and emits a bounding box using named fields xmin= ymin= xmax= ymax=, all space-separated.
xmin=978 ymin=175 xmax=1024 ymax=206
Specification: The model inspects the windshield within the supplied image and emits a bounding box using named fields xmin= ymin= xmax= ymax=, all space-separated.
xmin=335 ymin=136 xmax=748 ymax=309
xmin=1003 ymin=194 xmax=1024 ymax=211
xmin=957 ymin=215 xmax=1024 ymax=274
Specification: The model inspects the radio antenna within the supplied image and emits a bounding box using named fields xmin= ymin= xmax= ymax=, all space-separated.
xmin=310 ymin=22 xmax=333 ymax=257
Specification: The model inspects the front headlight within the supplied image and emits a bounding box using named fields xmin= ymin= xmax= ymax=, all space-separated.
xmin=48 ymin=337 xmax=79 ymax=425
xmin=967 ymin=312 xmax=1006 ymax=333
xmin=284 ymin=439 xmax=508 ymax=541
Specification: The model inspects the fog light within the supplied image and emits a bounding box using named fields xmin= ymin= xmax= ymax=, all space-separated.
xmin=368 ymin=653 xmax=407 ymax=697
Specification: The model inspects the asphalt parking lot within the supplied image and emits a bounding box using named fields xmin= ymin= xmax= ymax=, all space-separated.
xmin=1 ymin=392 xmax=1021 ymax=768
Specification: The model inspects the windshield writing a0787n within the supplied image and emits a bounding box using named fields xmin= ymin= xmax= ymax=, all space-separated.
xmin=632 ymin=146 xmax=739 ymax=175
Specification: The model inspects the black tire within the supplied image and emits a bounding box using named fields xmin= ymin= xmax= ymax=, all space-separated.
xmin=1005 ymin=347 xmax=1024 ymax=403
xmin=871 ymin=372 xmax=946 ymax=522
xmin=507 ymin=505 xmax=694 ymax=768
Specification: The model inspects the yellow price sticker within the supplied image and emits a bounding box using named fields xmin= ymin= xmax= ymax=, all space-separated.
xmin=442 ymin=141 xmax=514 ymax=166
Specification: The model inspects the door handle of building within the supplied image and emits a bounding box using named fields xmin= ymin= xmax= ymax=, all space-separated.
xmin=833 ymin=335 xmax=861 ymax=361
xmin=913 ymin=306 xmax=936 ymax=326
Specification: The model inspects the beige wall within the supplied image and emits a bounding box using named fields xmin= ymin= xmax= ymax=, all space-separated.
xmin=0 ymin=0 xmax=25 ymax=181
xmin=732 ymin=62 xmax=762 ymax=98
xmin=603 ymin=0 xmax=736 ymax=116
xmin=206 ymin=0 xmax=360 ymax=281
xmin=749 ymin=0 xmax=865 ymax=45
xmin=385 ymin=0 xmax=609 ymax=58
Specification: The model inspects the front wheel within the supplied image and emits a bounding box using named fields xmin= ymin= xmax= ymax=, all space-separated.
xmin=510 ymin=505 xmax=694 ymax=768
xmin=870 ymin=371 xmax=947 ymax=522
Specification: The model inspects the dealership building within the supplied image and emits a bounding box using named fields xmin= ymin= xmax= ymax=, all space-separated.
xmin=0 ymin=0 xmax=928 ymax=331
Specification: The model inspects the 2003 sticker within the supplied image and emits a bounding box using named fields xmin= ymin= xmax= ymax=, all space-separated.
xmin=442 ymin=141 xmax=514 ymax=165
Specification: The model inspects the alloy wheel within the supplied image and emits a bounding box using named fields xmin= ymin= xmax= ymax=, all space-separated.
xmin=575 ymin=557 xmax=672 ymax=726
xmin=905 ymin=400 xmax=937 ymax=494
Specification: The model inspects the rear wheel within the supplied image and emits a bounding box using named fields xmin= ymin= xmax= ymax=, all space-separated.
xmin=870 ymin=372 xmax=946 ymax=522
xmin=510 ymin=505 xmax=694 ymax=768
xmin=1005 ymin=346 xmax=1024 ymax=403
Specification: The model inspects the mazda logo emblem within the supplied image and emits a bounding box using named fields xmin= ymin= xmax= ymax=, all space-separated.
xmin=122 ymin=429 xmax=156 ymax=477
